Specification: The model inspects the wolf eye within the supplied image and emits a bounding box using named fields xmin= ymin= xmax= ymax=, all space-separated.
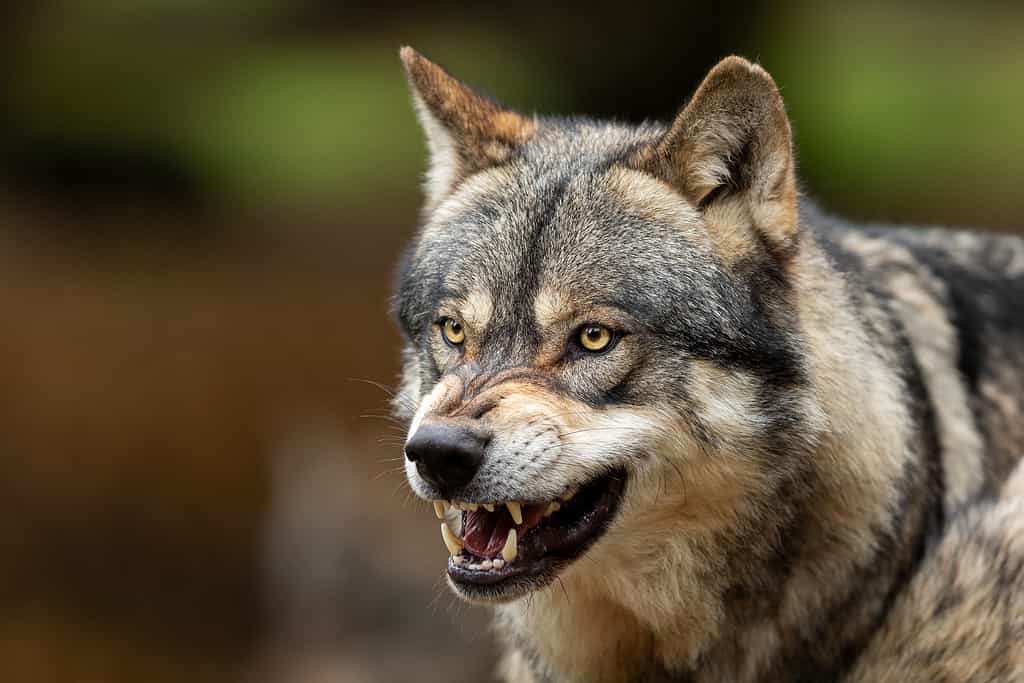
xmin=441 ymin=318 xmax=466 ymax=346
xmin=579 ymin=325 xmax=612 ymax=352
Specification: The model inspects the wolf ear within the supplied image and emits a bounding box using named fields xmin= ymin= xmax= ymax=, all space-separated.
xmin=638 ymin=56 xmax=798 ymax=251
xmin=400 ymin=47 xmax=535 ymax=209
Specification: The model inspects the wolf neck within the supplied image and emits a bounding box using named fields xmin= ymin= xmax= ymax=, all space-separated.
xmin=495 ymin=236 xmax=942 ymax=683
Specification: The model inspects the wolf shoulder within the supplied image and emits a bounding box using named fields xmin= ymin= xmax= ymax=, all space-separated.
xmin=846 ymin=461 xmax=1024 ymax=683
xmin=812 ymin=209 xmax=1024 ymax=502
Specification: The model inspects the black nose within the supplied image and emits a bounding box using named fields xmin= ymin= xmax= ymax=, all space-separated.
xmin=405 ymin=422 xmax=487 ymax=495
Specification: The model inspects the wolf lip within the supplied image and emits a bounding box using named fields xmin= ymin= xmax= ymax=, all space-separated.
xmin=436 ymin=470 xmax=626 ymax=599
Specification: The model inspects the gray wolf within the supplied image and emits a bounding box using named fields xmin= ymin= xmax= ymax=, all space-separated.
xmin=390 ymin=46 xmax=1024 ymax=681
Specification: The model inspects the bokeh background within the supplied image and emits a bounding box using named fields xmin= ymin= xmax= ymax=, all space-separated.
xmin=1 ymin=1 xmax=1022 ymax=681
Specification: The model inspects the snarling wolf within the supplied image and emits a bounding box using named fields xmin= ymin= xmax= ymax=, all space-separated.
xmin=390 ymin=47 xmax=1024 ymax=682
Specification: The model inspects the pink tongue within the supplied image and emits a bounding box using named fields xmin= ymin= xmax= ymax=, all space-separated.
xmin=462 ymin=505 xmax=547 ymax=558
xmin=463 ymin=510 xmax=512 ymax=557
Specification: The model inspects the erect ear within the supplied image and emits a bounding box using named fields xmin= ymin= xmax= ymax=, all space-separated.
xmin=636 ymin=56 xmax=799 ymax=252
xmin=399 ymin=47 xmax=535 ymax=209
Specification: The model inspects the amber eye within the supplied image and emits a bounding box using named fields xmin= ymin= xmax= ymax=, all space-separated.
xmin=441 ymin=318 xmax=466 ymax=346
xmin=579 ymin=325 xmax=612 ymax=352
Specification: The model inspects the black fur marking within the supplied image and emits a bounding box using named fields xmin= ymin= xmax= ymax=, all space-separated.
xmin=890 ymin=309 xmax=946 ymax=541
xmin=887 ymin=231 xmax=1024 ymax=493
xmin=390 ymin=238 xmax=420 ymax=338
xmin=598 ymin=363 xmax=642 ymax=406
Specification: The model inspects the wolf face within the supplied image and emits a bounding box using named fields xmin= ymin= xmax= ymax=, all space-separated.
xmin=393 ymin=48 xmax=827 ymax=605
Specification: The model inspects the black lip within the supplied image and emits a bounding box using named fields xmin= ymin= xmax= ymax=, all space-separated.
xmin=447 ymin=470 xmax=627 ymax=601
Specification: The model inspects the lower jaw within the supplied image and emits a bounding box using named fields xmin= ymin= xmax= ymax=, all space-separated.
xmin=447 ymin=556 xmax=565 ymax=603
xmin=446 ymin=471 xmax=626 ymax=603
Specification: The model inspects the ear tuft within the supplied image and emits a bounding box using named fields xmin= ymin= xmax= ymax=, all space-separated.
xmin=399 ymin=47 xmax=535 ymax=209
xmin=635 ymin=56 xmax=798 ymax=251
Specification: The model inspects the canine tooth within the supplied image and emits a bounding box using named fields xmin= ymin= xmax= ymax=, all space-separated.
xmin=492 ymin=559 xmax=505 ymax=569
xmin=483 ymin=503 xmax=495 ymax=512
xmin=507 ymin=501 xmax=523 ymax=525
xmin=560 ymin=487 xmax=578 ymax=501
xmin=545 ymin=501 xmax=561 ymax=516
xmin=441 ymin=522 xmax=463 ymax=555
xmin=433 ymin=500 xmax=447 ymax=519
xmin=452 ymin=554 xmax=464 ymax=565
xmin=481 ymin=559 xmax=493 ymax=569
xmin=502 ymin=528 xmax=518 ymax=562
xmin=465 ymin=502 xmax=478 ymax=511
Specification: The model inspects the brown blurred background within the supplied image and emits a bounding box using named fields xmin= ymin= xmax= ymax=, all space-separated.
xmin=1 ymin=1 xmax=1022 ymax=681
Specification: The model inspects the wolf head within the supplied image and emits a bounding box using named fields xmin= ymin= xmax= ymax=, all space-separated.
xmin=393 ymin=48 xmax=827 ymax=604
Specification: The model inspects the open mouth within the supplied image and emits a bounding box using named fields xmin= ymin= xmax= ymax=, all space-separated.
xmin=432 ymin=470 xmax=626 ymax=601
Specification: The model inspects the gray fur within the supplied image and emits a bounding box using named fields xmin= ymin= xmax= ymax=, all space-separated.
xmin=392 ymin=49 xmax=1024 ymax=682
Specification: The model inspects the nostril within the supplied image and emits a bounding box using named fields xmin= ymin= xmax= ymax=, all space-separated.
xmin=403 ymin=438 xmax=423 ymax=463
xmin=404 ymin=438 xmax=423 ymax=463
xmin=415 ymin=461 xmax=437 ymax=486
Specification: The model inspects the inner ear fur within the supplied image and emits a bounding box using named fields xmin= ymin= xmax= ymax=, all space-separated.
xmin=634 ymin=56 xmax=799 ymax=251
xmin=400 ymin=46 xmax=536 ymax=209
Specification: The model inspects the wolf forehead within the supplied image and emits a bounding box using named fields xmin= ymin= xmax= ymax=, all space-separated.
xmin=397 ymin=126 xmax=731 ymax=332
xmin=394 ymin=148 xmax=800 ymax=380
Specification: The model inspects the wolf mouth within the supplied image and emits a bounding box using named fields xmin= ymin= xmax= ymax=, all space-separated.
xmin=432 ymin=470 xmax=626 ymax=600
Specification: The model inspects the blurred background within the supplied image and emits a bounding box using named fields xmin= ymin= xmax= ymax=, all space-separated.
xmin=1 ymin=1 xmax=1022 ymax=681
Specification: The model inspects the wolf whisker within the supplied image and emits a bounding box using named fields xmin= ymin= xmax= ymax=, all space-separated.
xmin=373 ymin=465 xmax=407 ymax=481
xmin=348 ymin=376 xmax=399 ymax=397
